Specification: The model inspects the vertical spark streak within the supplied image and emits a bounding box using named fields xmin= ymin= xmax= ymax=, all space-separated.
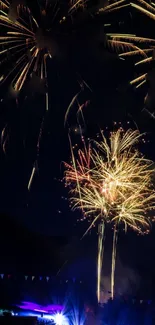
xmin=27 ymin=117 xmax=44 ymax=191
xmin=111 ymin=226 xmax=118 ymax=299
xmin=97 ymin=221 xmax=105 ymax=303
xmin=28 ymin=165 xmax=36 ymax=191
xmin=46 ymin=92 xmax=49 ymax=111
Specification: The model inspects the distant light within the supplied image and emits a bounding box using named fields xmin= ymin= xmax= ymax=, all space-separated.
xmin=53 ymin=313 xmax=63 ymax=325
xmin=51 ymin=313 xmax=69 ymax=325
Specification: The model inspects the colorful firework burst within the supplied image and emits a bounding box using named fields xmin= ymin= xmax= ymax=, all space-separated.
xmin=64 ymin=128 xmax=155 ymax=302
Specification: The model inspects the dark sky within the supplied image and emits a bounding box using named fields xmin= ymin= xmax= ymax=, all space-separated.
xmin=1 ymin=0 xmax=155 ymax=296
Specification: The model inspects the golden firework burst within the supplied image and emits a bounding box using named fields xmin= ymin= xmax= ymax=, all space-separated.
xmin=65 ymin=128 xmax=155 ymax=302
xmin=106 ymin=1 xmax=155 ymax=94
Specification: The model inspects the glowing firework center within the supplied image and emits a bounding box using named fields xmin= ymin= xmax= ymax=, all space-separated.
xmin=101 ymin=177 xmax=119 ymax=203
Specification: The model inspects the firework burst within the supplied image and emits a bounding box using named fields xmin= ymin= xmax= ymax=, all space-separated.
xmin=0 ymin=0 xmax=131 ymax=93
xmin=0 ymin=1 xmax=54 ymax=93
xmin=64 ymin=128 xmax=155 ymax=302
xmin=0 ymin=0 xmax=129 ymax=189
xmin=106 ymin=1 xmax=155 ymax=109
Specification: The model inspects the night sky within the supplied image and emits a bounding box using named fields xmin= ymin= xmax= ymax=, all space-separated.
xmin=0 ymin=0 xmax=155 ymax=298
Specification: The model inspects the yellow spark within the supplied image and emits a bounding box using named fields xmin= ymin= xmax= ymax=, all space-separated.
xmin=130 ymin=2 xmax=155 ymax=20
xmin=130 ymin=73 xmax=147 ymax=85
xmin=136 ymin=79 xmax=146 ymax=88
xmin=99 ymin=0 xmax=127 ymax=12
xmin=28 ymin=165 xmax=36 ymax=191
xmin=0 ymin=0 xmax=9 ymax=10
xmin=65 ymin=129 xmax=155 ymax=302
xmin=107 ymin=34 xmax=155 ymax=44
xmin=135 ymin=56 xmax=153 ymax=66
xmin=136 ymin=0 xmax=155 ymax=13
xmin=97 ymin=222 xmax=105 ymax=303
xmin=119 ymin=49 xmax=153 ymax=57
xmin=69 ymin=0 xmax=87 ymax=13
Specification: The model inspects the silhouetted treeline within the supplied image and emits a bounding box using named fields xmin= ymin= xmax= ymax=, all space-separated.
xmin=100 ymin=297 xmax=155 ymax=324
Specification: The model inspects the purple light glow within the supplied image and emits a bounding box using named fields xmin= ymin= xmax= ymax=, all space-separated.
xmin=17 ymin=302 xmax=63 ymax=314
xmin=34 ymin=309 xmax=48 ymax=313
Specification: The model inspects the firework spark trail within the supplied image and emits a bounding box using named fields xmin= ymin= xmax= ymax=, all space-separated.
xmin=111 ymin=225 xmax=118 ymax=300
xmin=97 ymin=222 xmax=105 ymax=303
xmin=28 ymin=105 xmax=47 ymax=191
xmin=105 ymin=0 xmax=155 ymax=97
xmin=65 ymin=128 xmax=155 ymax=301
xmin=69 ymin=0 xmax=87 ymax=13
